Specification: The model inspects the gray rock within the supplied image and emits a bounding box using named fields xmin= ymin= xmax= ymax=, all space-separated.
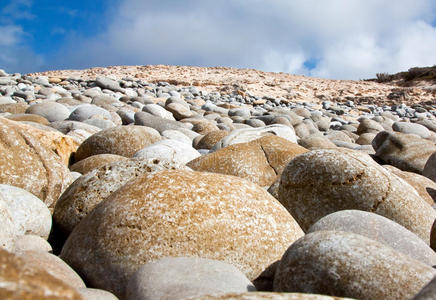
xmin=68 ymin=104 xmax=112 ymax=121
xmin=143 ymin=104 xmax=176 ymax=120
xmin=83 ymin=118 xmax=116 ymax=130
xmin=125 ymin=257 xmax=255 ymax=300
xmin=244 ymin=119 xmax=266 ymax=128
xmin=273 ymin=230 xmax=436 ymax=300
xmin=13 ymin=234 xmax=52 ymax=253
xmin=95 ymin=77 xmax=125 ymax=93
xmin=357 ymin=118 xmax=385 ymax=134
xmin=308 ymin=210 xmax=436 ymax=266
xmin=50 ymin=120 xmax=101 ymax=135
xmin=393 ymin=122 xmax=431 ymax=138
xmin=162 ymin=130 xmax=192 ymax=144
xmin=166 ymin=102 xmax=194 ymax=120
xmin=423 ymin=152 xmax=436 ymax=182
xmin=134 ymin=111 xmax=186 ymax=133
xmin=0 ymin=96 xmax=15 ymax=104
xmin=413 ymin=276 xmax=436 ymax=300
xmin=0 ymin=200 xmax=16 ymax=251
xmin=134 ymin=139 xmax=200 ymax=165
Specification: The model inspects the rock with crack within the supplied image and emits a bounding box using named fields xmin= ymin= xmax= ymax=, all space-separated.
xmin=188 ymin=135 xmax=308 ymax=187
xmin=278 ymin=148 xmax=436 ymax=242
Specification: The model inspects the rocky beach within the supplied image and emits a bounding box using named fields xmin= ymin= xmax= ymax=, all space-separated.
xmin=1 ymin=64 xmax=436 ymax=300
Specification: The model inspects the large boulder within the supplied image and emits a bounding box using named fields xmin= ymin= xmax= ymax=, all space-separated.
xmin=25 ymin=102 xmax=71 ymax=122
xmin=134 ymin=139 xmax=200 ymax=165
xmin=0 ymin=248 xmax=84 ymax=299
xmin=278 ymin=148 xmax=436 ymax=242
xmin=308 ymin=210 xmax=436 ymax=266
xmin=0 ymin=118 xmax=72 ymax=208
xmin=60 ymin=170 xmax=304 ymax=297
xmin=74 ymin=125 xmax=161 ymax=162
xmin=372 ymin=131 xmax=436 ymax=174
xmin=188 ymin=136 xmax=308 ymax=187
xmin=273 ymin=231 xmax=436 ymax=300
xmin=125 ymin=257 xmax=255 ymax=300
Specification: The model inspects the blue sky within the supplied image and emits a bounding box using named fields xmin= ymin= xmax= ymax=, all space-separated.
xmin=1 ymin=0 xmax=436 ymax=79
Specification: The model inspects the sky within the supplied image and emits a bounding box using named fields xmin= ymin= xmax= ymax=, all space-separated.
xmin=1 ymin=0 xmax=436 ymax=80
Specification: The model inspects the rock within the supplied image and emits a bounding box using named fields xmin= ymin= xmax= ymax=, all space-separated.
xmin=70 ymin=154 xmax=128 ymax=174
xmin=0 ymin=96 xmax=15 ymax=104
xmin=83 ymin=118 xmax=116 ymax=130
xmin=355 ymin=133 xmax=376 ymax=145
xmin=384 ymin=165 xmax=436 ymax=205
xmin=189 ymin=293 xmax=354 ymax=300
xmin=18 ymin=250 xmax=86 ymax=288
xmin=0 ymin=118 xmax=72 ymax=209
xmin=245 ymin=119 xmax=266 ymax=128
xmin=21 ymin=122 xmax=80 ymax=165
xmin=423 ymin=152 xmax=436 ymax=182
xmin=188 ymin=136 xmax=308 ymax=187
xmin=393 ymin=122 xmax=431 ymax=139
xmin=308 ymin=210 xmax=436 ymax=266
xmin=0 ymin=248 xmax=84 ymax=299
xmin=0 ymin=184 xmax=51 ymax=239
xmin=0 ymin=200 xmax=16 ymax=251
xmin=69 ymin=104 xmax=112 ymax=122
xmin=95 ymin=77 xmax=124 ymax=93
xmin=77 ymin=288 xmax=119 ymax=300
xmin=278 ymin=148 xmax=436 ymax=241
xmin=274 ymin=230 xmax=436 ymax=300
xmin=143 ymin=104 xmax=176 ymax=120
xmin=356 ymin=118 xmax=385 ymax=134
xmin=413 ymin=276 xmax=436 ymax=300
xmin=54 ymin=158 xmax=190 ymax=235
xmin=162 ymin=129 xmax=192 ymax=144
xmin=192 ymin=120 xmax=220 ymax=135
xmin=298 ymin=135 xmax=337 ymax=149
xmin=74 ymin=125 xmax=161 ymax=162
xmin=372 ymin=131 xmax=436 ymax=174
xmin=125 ymin=257 xmax=255 ymax=300
xmin=60 ymin=170 xmax=304 ymax=297
xmin=195 ymin=130 xmax=230 ymax=150
xmin=135 ymin=111 xmax=184 ymax=133
xmin=50 ymin=120 xmax=101 ymax=135
xmin=6 ymin=113 xmax=50 ymax=125
xmin=212 ymin=125 xmax=297 ymax=151
xmin=134 ymin=139 xmax=200 ymax=165
xmin=25 ymin=102 xmax=71 ymax=122
xmin=14 ymin=235 xmax=52 ymax=253
xmin=0 ymin=102 xmax=29 ymax=114
xmin=166 ymin=102 xmax=195 ymax=120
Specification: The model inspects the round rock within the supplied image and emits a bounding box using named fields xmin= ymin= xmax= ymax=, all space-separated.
xmin=125 ymin=257 xmax=255 ymax=300
xmin=278 ymin=148 xmax=436 ymax=241
xmin=69 ymin=153 xmax=128 ymax=174
xmin=308 ymin=210 xmax=436 ymax=266
xmin=74 ymin=125 xmax=161 ymax=162
xmin=273 ymin=230 xmax=436 ymax=300
xmin=60 ymin=170 xmax=304 ymax=297
xmin=25 ymin=102 xmax=71 ymax=122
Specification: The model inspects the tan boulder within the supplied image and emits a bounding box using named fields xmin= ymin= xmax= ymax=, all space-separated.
xmin=69 ymin=153 xmax=128 ymax=174
xmin=278 ymin=148 xmax=436 ymax=242
xmin=188 ymin=136 xmax=308 ymax=187
xmin=195 ymin=130 xmax=230 ymax=149
xmin=0 ymin=118 xmax=72 ymax=208
xmin=274 ymin=231 xmax=436 ymax=300
xmin=74 ymin=125 xmax=161 ymax=162
xmin=60 ymin=170 xmax=304 ymax=297
xmin=0 ymin=103 xmax=29 ymax=114
xmin=5 ymin=113 xmax=49 ymax=125
xmin=384 ymin=165 xmax=436 ymax=205
xmin=0 ymin=248 xmax=83 ymax=299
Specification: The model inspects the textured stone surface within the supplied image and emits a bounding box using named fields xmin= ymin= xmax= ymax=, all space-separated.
xmin=308 ymin=210 xmax=436 ymax=266
xmin=188 ymin=136 xmax=308 ymax=187
xmin=60 ymin=170 xmax=303 ymax=297
xmin=54 ymin=158 xmax=191 ymax=235
xmin=413 ymin=276 xmax=436 ymax=300
xmin=0 ymin=184 xmax=52 ymax=239
xmin=0 ymin=118 xmax=72 ymax=208
xmin=74 ymin=125 xmax=161 ymax=162
xmin=77 ymin=288 xmax=119 ymax=300
xmin=189 ymin=293 xmax=353 ymax=300
xmin=18 ymin=250 xmax=86 ymax=288
xmin=0 ymin=200 xmax=16 ymax=251
xmin=372 ymin=131 xmax=436 ymax=174
xmin=393 ymin=122 xmax=431 ymax=139
xmin=278 ymin=148 xmax=436 ymax=242
xmin=6 ymin=113 xmax=50 ymax=125
xmin=298 ymin=135 xmax=337 ymax=149
xmin=69 ymin=154 xmax=128 ymax=174
xmin=384 ymin=165 xmax=436 ymax=205
xmin=14 ymin=235 xmax=52 ymax=253
xmin=125 ymin=257 xmax=255 ymax=300
xmin=356 ymin=118 xmax=385 ymax=134
xmin=134 ymin=139 xmax=201 ymax=165
xmin=195 ymin=130 xmax=230 ymax=150
xmin=273 ymin=230 xmax=436 ymax=300
xmin=211 ymin=125 xmax=297 ymax=151
xmin=0 ymin=248 xmax=84 ymax=299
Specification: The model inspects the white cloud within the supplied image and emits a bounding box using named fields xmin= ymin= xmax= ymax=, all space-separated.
xmin=54 ymin=0 xmax=436 ymax=79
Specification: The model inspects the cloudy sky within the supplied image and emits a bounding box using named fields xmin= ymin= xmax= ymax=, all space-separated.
xmin=1 ymin=0 xmax=436 ymax=79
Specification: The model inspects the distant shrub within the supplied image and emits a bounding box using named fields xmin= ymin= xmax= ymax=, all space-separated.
xmin=376 ymin=73 xmax=393 ymax=83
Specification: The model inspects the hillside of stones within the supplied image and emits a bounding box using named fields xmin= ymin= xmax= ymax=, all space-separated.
xmin=0 ymin=65 xmax=436 ymax=300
